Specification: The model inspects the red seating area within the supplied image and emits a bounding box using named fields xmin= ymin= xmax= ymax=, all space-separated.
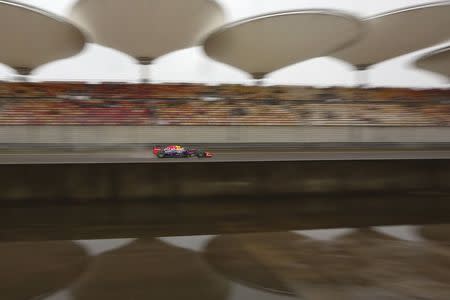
xmin=0 ymin=82 xmax=208 ymax=99
xmin=0 ymin=99 xmax=152 ymax=125
xmin=0 ymin=82 xmax=448 ymax=126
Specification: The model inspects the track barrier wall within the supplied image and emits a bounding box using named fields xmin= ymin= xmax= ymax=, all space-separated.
xmin=1 ymin=159 xmax=450 ymax=201
xmin=1 ymin=126 xmax=450 ymax=145
xmin=1 ymin=159 xmax=450 ymax=240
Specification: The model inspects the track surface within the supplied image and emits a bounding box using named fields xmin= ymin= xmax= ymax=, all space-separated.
xmin=1 ymin=149 xmax=450 ymax=164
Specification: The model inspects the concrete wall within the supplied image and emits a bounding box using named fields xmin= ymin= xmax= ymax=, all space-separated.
xmin=1 ymin=159 xmax=450 ymax=241
xmin=1 ymin=160 xmax=449 ymax=201
xmin=1 ymin=126 xmax=450 ymax=144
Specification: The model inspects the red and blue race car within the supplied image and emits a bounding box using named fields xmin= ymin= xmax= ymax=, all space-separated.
xmin=153 ymin=145 xmax=213 ymax=158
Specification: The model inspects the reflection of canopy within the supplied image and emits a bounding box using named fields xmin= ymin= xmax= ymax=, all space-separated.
xmin=203 ymin=10 xmax=362 ymax=78
xmin=204 ymin=232 xmax=301 ymax=295
xmin=0 ymin=241 xmax=88 ymax=300
xmin=335 ymin=228 xmax=450 ymax=300
xmin=415 ymin=47 xmax=450 ymax=78
xmin=70 ymin=0 xmax=224 ymax=63
xmin=0 ymin=0 xmax=85 ymax=75
xmin=204 ymin=230 xmax=450 ymax=299
xmin=333 ymin=1 xmax=450 ymax=69
xmin=336 ymin=227 xmax=397 ymax=243
xmin=419 ymin=224 xmax=450 ymax=243
xmin=72 ymin=239 xmax=229 ymax=300
xmin=204 ymin=232 xmax=368 ymax=298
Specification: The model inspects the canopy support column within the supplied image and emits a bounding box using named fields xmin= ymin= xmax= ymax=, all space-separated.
xmin=252 ymin=72 xmax=266 ymax=86
xmin=355 ymin=64 xmax=370 ymax=88
xmin=13 ymin=67 xmax=31 ymax=82
xmin=137 ymin=57 xmax=154 ymax=83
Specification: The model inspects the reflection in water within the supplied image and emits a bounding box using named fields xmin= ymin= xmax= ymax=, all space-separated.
xmin=420 ymin=224 xmax=450 ymax=244
xmin=0 ymin=241 xmax=88 ymax=300
xmin=2 ymin=226 xmax=450 ymax=300
xmin=204 ymin=231 xmax=365 ymax=299
xmin=335 ymin=229 xmax=450 ymax=300
xmin=204 ymin=232 xmax=306 ymax=295
xmin=71 ymin=238 xmax=229 ymax=300
xmin=204 ymin=229 xmax=450 ymax=300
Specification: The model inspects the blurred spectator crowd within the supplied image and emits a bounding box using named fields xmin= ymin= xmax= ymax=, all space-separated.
xmin=0 ymin=82 xmax=449 ymax=126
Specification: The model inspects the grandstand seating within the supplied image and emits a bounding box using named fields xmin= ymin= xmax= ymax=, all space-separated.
xmin=0 ymin=82 xmax=448 ymax=126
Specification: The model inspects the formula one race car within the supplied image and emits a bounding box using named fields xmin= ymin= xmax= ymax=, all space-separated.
xmin=152 ymin=145 xmax=213 ymax=158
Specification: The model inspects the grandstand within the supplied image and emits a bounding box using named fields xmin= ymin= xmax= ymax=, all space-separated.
xmin=1 ymin=7 xmax=450 ymax=297
xmin=0 ymin=1 xmax=449 ymax=142
xmin=0 ymin=82 xmax=448 ymax=126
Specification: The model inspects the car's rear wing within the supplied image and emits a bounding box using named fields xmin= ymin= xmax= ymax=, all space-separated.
xmin=152 ymin=145 xmax=162 ymax=155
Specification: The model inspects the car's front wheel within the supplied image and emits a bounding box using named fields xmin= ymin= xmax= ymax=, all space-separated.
xmin=157 ymin=152 xmax=166 ymax=158
xmin=197 ymin=151 xmax=206 ymax=158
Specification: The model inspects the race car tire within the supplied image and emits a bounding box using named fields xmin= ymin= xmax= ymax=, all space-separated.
xmin=197 ymin=151 xmax=206 ymax=158
xmin=157 ymin=152 xmax=166 ymax=158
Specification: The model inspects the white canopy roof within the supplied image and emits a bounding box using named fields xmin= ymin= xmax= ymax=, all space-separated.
xmin=0 ymin=1 xmax=85 ymax=75
xmin=415 ymin=46 xmax=450 ymax=78
xmin=69 ymin=0 xmax=225 ymax=64
xmin=333 ymin=1 xmax=450 ymax=69
xmin=203 ymin=10 xmax=362 ymax=79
